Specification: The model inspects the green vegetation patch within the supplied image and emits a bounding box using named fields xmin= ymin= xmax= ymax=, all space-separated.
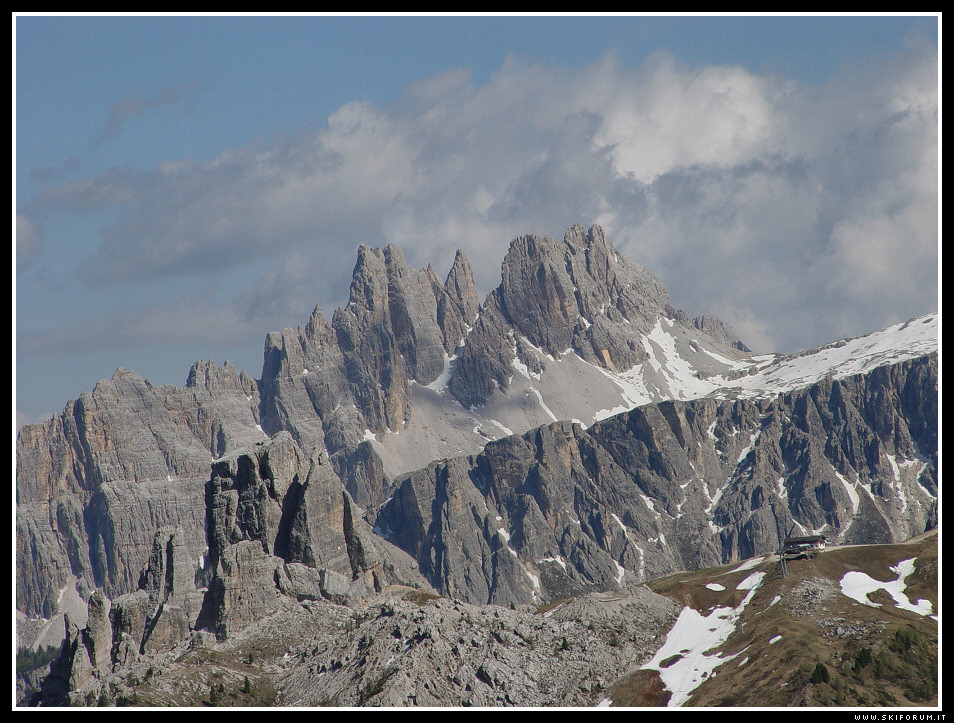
xmin=16 ymin=644 xmax=60 ymax=674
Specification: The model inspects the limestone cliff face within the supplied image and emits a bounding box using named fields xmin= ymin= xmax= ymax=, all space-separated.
xmin=198 ymin=432 xmax=431 ymax=640
xmin=16 ymin=363 xmax=261 ymax=618
xmin=33 ymin=431 xmax=436 ymax=705
xmin=374 ymin=355 xmax=937 ymax=607
xmin=16 ymin=241 xmax=483 ymax=619
xmin=449 ymin=224 xmax=677 ymax=408
xmin=501 ymin=224 xmax=673 ymax=365
xmin=258 ymin=244 xmax=481 ymax=507
xmin=35 ymin=525 xmax=205 ymax=705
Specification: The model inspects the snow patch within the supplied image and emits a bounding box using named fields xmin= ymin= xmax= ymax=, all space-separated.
xmin=736 ymin=431 xmax=759 ymax=465
xmin=529 ymin=387 xmax=558 ymax=422
xmin=718 ymin=314 xmax=937 ymax=400
xmin=643 ymin=571 xmax=765 ymax=706
xmin=839 ymin=558 xmax=933 ymax=617
xmin=424 ymin=353 xmax=456 ymax=393
xmin=833 ymin=470 xmax=860 ymax=513
xmin=485 ymin=418 xmax=514 ymax=436
xmin=512 ymin=348 xmax=542 ymax=381
xmin=728 ymin=557 xmax=765 ymax=574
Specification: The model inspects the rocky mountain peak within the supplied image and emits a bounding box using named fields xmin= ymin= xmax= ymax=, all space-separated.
xmin=691 ymin=314 xmax=750 ymax=353
xmin=345 ymin=244 xmax=390 ymax=317
xmin=491 ymin=224 xmax=674 ymax=372
xmin=186 ymin=359 xmax=256 ymax=395
xmin=443 ymin=248 xmax=480 ymax=324
xmin=303 ymin=304 xmax=332 ymax=340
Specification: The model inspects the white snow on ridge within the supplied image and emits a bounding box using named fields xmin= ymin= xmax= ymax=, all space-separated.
xmin=365 ymin=310 xmax=936 ymax=483
xmin=720 ymin=314 xmax=937 ymax=400
xmin=643 ymin=319 xmax=724 ymax=400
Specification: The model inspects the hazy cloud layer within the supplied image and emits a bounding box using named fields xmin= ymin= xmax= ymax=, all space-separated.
xmin=97 ymin=78 xmax=202 ymax=143
xmin=16 ymin=213 xmax=40 ymax=261
xmin=23 ymin=42 xmax=937 ymax=361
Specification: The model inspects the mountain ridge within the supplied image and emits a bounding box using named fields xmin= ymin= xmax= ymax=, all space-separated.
xmin=17 ymin=224 xmax=763 ymax=618
xmin=16 ymin=224 xmax=938 ymax=707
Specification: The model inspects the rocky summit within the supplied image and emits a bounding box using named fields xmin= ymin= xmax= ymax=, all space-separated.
xmin=15 ymin=224 xmax=938 ymax=708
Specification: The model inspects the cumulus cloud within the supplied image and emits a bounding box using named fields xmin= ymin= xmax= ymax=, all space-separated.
xmin=28 ymin=40 xmax=937 ymax=356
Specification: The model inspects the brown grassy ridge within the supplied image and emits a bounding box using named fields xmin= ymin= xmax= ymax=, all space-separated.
xmin=639 ymin=530 xmax=938 ymax=708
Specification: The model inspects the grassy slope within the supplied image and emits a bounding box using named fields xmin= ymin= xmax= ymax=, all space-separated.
xmin=643 ymin=530 xmax=939 ymax=707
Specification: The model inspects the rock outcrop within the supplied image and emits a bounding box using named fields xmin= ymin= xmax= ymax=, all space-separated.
xmin=30 ymin=531 xmax=938 ymax=708
xmin=198 ymin=432 xmax=432 ymax=640
xmin=34 ymin=524 xmax=204 ymax=705
xmin=32 ymin=431 xmax=436 ymax=705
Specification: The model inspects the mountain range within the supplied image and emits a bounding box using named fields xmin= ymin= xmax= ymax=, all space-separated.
xmin=15 ymin=224 xmax=938 ymax=707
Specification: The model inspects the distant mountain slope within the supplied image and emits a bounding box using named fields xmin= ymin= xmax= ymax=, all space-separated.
xmin=373 ymin=353 xmax=937 ymax=607
xmin=15 ymin=224 xmax=938 ymax=642
xmin=634 ymin=530 xmax=938 ymax=707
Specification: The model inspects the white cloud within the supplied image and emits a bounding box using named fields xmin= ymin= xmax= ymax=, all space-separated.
xmin=24 ymin=40 xmax=937 ymax=358
xmin=593 ymin=52 xmax=783 ymax=183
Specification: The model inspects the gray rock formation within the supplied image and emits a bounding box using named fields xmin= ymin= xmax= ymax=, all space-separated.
xmin=16 ymin=362 xmax=261 ymax=619
xmin=32 ymin=430 xmax=436 ymax=705
xmin=450 ymin=224 xmax=678 ymax=407
xmin=258 ymin=243 xmax=482 ymax=505
xmin=691 ymin=314 xmax=751 ymax=352
xmin=374 ymin=354 xmax=937 ymax=607
xmin=15 ymin=223 xmax=937 ymax=659
xmin=198 ymin=432 xmax=433 ymax=640
xmin=34 ymin=524 xmax=205 ymax=705
xmin=29 ymin=532 xmax=935 ymax=708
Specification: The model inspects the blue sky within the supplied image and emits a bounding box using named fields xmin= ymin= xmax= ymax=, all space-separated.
xmin=15 ymin=14 xmax=939 ymax=425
